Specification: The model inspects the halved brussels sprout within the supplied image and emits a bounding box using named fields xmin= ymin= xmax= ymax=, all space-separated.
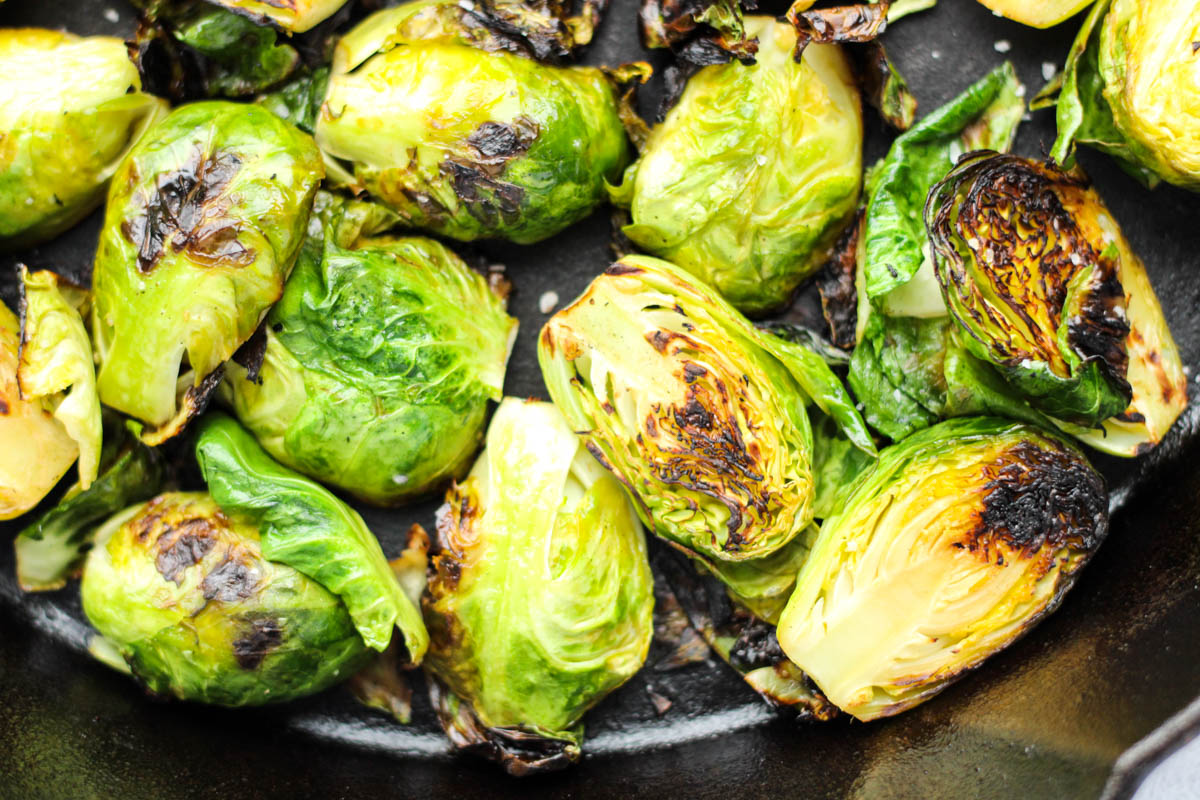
xmin=613 ymin=18 xmax=862 ymax=315
xmin=18 ymin=267 xmax=102 ymax=490
xmin=424 ymin=399 xmax=653 ymax=774
xmin=1050 ymin=0 xmax=1200 ymax=190
xmin=81 ymin=492 xmax=370 ymax=705
xmin=0 ymin=29 xmax=166 ymax=250
xmin=225 ymin=201 xmax=516 ymax=506
xmin=0 ymin=301 xmax=79 ymax=520
xmin=92 ymin=102 xmax=323 ymax=445
xmin=926 ymin=153 xmax=1131 ymax=426
xmin=539 ymin=255 xmax=874 ymax=564
xmin=777 ymin=417 xmax=1108 ymax=721
xmin=927 ymin=152 xmax=1185 ymax=449
xmin=313 ymin=1 xmax=638 ymax=244
xmin=16 ymin=414 xmax=164 ymax=592
xmin=975 ymin=0 xmax=1091 ymax=28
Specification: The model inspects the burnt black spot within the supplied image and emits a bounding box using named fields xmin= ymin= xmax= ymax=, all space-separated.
xmin=605 ymin=263 xmax=645 ymax=276
xmin=1192 ymin=41 xmax=1200 ymax=54
xmin=232 ymin=617 xmax=284 ymax=670
xmin=682 ymin=363 xmax=708 ymax=382
xmin=647 ymin=330 xmax=672 ymax=353
xmin=466 ymin=118 xmax=538 ymax=161
xmin=231 ymin=322 xmax=269 ymax=385
xmin=1066 ymin=253 xmax=1132 ymax=400
xmin=439 ymin=161 xmax=525 ymax=227
xmin=1116 ymin=409 xmax=1146 ymax=424
xmin=967 ymin=439 xmax=1107 ymax=563
xmin=728 ymin=617 xmax=786 ymax=671
xmin=121 ymin=149 xmax=252 ymax=273
xmin=201 ymin=551 xmax=259 ymax=602
xmin=154 ymin=517 xmax=218 ymax=584
xmin=600 ymin=401 xmax=615 ymax=414
xmin=0 ymin=397 xmax=8 ymax=415
xmin=674 ymin=395 xmax=713 ymax=431
xmin=816 ymin=211 xmax=862 ymax=349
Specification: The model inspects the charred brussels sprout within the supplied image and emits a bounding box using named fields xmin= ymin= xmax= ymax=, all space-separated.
xmin=0 ymin=29 xmax=166 ymax=250
xmin=612 ymin=18 xmax=862 ymax=315
xmin=849 ymin=62 xmax=1185 ymax=456
xmin=194 ymin=414 xmax=428 ymax=656
xmin=926 ymin=153 xmax=1132 ymax=425
xmin=1050 ymin=0 xmax=1200 ymax=190
xmin=92 ymin=102 xmax=323 ymax=445
xmin=313 ymin=1 xmax=637 ymax=244
xmin=80 ymin=413 xmax=429 ymax=706
xmin=975 ymin=0 xmax=1091 ymax=28
xmin=539 ymin=255 xmax=874 ymax=565
xmin=81 ymin=492 xmax=370 ymax=705
xmin=424 ymin=399 xmax=653 ymax=774
xmin=226 ymin=205 xmax=516 ymax=506
xmin=777 ymin=417 xmax=1108 ymax=721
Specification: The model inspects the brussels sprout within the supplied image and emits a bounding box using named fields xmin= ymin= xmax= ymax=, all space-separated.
xmin=225 ymin=201 xmax=516 ymax=506
xmin=612 ymin=18 xmax=862 ymax=315
xmin=424 ymin=399 xmax=653 ymax=774
xmin=926 ymin=153 xmax=1132 ymax=425
xmin=194 ymin=414 xmax=428 ymax=657
xmin=81 ymin=492 xmax=371 ymax=705
xmin=0 ymin=29 xmax=166 ymax=251
xmin=17 ymin=268 xmax=102 ymax=490
xmin=313 ymin=1 xmax=638 ymax=244
xmin=975 ymin=0 xmax=1091 ymax=28
xmin=777 ymin=417 xmax=1109 ymax=721
xmin=15 ymin=414 xmax=164 ymax=592
xmin=1049 ymin=0 xmax=1200 ymax=190
xmin=93 ymin=102 xmax=323 ymax=445
xmin=539 ymin=255 xmax=874 ymax=565
xmin=0 ymin=302 xmax=79 ymax=520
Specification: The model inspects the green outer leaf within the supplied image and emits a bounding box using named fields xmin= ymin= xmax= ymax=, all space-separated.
xmin=15 ymin=420 xmax=163 ymax=592
xmin=172 ymin=3 xmax=300 ymax=96
xmin=194 ymin=413 xmax=428 ymax=658
xmin=93 ymin=101 xmax=322 ymax=433
xmin=17 ymin=267 xmax=102 ymax=488
xmin=424 ymin=398 xmax=653 ymax=739
xmin=226 ymin=225 xmax=515 ymax=506
xmin=810 ymin=411 xmax=876 ymax=521
xmin=260 ymin=68 xmax=331 ymax=135
xmin=863 ymin=62 xmax=1023 ymax=300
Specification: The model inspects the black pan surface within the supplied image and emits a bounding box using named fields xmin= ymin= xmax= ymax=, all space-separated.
xmin=1 ymin=0 xmax=1199 ymax=797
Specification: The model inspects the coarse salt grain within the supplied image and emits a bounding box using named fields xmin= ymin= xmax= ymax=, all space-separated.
xmin=103 ymin=8 xmax=119 ymax=22
xmin=1042 ymin=62 xmax=1058 ymax=81
xmin=994 ymin=40 xmax=1012 ymax=53
xmin=539 ymin=290 xmax=559 ymax=314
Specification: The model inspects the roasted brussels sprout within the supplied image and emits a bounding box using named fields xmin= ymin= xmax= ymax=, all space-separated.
xmin=777 ymin=417 xmax=1108 ymax=721
xmin=849 ymin=60 xmax=1185 ymax=456
xmin=0 ymin=301 xmax=79 ymax=520
xmin=80 ymin=413 xmax=428 ymax=705
xmin=424 ymin=399 xmax=653 ymax=774
xmin=926 ymin=153 xmax=1132 ymax=425
xmin=15 ymin=415 xmax=164 ymax=592
xmin=975 ymin=0 xmax=1091 ymax=28
xmin=81 ymin=492 xmax=371 ymax=705
xmin=0 ymin=29 xmax=166 ymax=250
xmin=313 ymin=1 xmax=638 ymax=244
xmin=92 ymin=102 xmax=323 ymax=445
xmin=1050 ymin=0 xmax=1200 ymax=190
xmin=539 ymin=255 xmax=874 ymax=565
xmin=194 ymin=414 xmax=428 ymax=656
xmin=612 ymin=18 xmax=862 ymax=315
xmin=225 ymin=200 xmax=516 ymax=506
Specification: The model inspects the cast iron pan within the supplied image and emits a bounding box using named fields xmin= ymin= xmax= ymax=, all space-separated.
xmin=1 ymin=0 xmax=1199 ymax=797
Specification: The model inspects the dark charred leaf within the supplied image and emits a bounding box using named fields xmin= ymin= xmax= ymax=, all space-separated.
xmin=815 ymin=209 xmax=862 ymax=350
xmin=428 ymin=677 xmax=580 ymax=776
xmin=786 ymin=1 xmax=890 ymax=61
xmin=639 ymin=0 xmax=758 ymax=66
xmin=855 ymin=40 xmax=916 ymax=131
